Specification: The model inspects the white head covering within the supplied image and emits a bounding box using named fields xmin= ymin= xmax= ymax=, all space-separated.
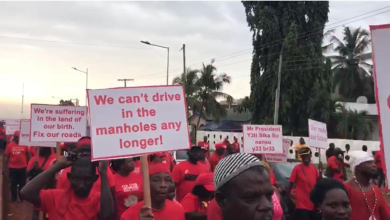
xmin=348 ymin=151 xmax=374 ymax=173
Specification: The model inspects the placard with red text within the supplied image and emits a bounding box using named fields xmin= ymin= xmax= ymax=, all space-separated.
xmin=30 ymin=104 xmax=87 ymax=142
xmin=242 ymin=125 xmax=283 ymax=154
xmin=265 ymin=138 xmax=291 ymax=162
xmin=19 ymin=119 xmax=56 ymax=147
xmin=308 ymin=119 xmax=327 ymax=149
xmin=5 ymin=119 xmax=20 ymax=135
xmin=87 ymin=85 xmax=190 ymax=161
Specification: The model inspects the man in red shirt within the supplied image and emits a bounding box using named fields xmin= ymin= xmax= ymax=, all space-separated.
xmin=345 ymin=151 xmax=390 ymax=220
xmin=120 ymin=163 xmax=185 ymax=220
xmin=20 ymin=157 xmax=114 ymax=220
xmin=181 ymin=172 xmax=214 ymax=220
xmin=375 ymin=150 xmax=385 ymax=188
xmin=4 ymin=130 xmax=30 ymax=203
xmin=199 ymin=146 xmax=211 ymax=172
xmin=198 ymin=136 xmax=210 ymax=158
xmin=172 ymin=146 xmax=208 ymax=202
xmin=232 ymin=136 xmax=240 ymax=153
xmin=326 ymin=148 xmax=346 ymax=181
xmin=209 ymin=143 xmax=225 ymax=172
xmin=288 ymin=147 xmax=321 ymax=220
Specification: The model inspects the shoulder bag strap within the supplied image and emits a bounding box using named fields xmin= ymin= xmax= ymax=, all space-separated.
xmin=300 ymin=164 xmax=313 ymax=189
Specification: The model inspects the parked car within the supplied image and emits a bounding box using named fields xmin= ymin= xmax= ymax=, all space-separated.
xmin=173 ymin=150 xmax=189 ymax=164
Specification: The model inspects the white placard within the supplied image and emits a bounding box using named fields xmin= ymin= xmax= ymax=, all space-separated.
xmin=371 ymin=24 xmax=390 ymax=188
xmin=242 ymin=125 xmax=283 ymax=154
xmin=5 ymin=119 xmax=20 ymax=135
xmin=19 ymin=119 xmax=56 ymax=147
xmin=30 ymin=104 xmax=87 ymax=142
xmin=87 ymin=85 xmax=190 ymax=161
xmin=265 ymin=138 xmax=291 ymax=162
xmin=308 ymin=119 xmax=328 ymax=149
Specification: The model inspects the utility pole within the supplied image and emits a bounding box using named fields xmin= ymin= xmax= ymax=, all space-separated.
xmin=118 ymin=78 xmax=134 ymax=87
xmin=180 ymin=44 xmax=186 ymax=76
xmin=273 ymin=53 xmax=283 ymax=125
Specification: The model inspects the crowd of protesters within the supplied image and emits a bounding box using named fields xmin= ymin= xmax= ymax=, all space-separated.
xmin=1 ymin=128 xmax=390 ymax=220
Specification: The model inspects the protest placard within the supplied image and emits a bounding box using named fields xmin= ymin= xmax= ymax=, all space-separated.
xmin=19 ymin=119 xmax=56 ymax=147
xmin=87 ymin=85 xmax=190 ymax=161
xmin=30 ymin=104 xmax=87 ymax=142
xmin=265 ymin=138 xmax=291 ymax=162
xmin=242 ymin=125 xmax=283 ymax=154
xmin=371 ymin=24 xmax=390 ymax=188
xmin=5 ymin=119 xmax=20 ymax=135
xmin=308 ymin=119 xmax=327 ymax=149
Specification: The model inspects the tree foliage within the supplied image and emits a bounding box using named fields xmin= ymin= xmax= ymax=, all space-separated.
xmin=59 ymin=99 xmax=75 ymax=106
xmin=243 ymin=1 xmax=330 ymax=135
xmin=327 ymin=27 xmax=374 ymax=102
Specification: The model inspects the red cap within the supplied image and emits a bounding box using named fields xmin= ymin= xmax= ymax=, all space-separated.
xmin=13 ymin=130 xmax=20 ymax=137
xmin=195 ymin=173 xmax=215 ymax=191
xmin=77 ymin=138 xmax=91 ymax=148
xmin=149 ymin=163 xmax=171 ymax=176
xmin=215 ymin=143 xmax=226 ymax=150
xmin=60 ymin=143 xmax=66 ymax=150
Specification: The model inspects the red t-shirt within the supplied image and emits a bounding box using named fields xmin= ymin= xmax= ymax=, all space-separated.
xmin=327 ymin=156 xmax=344 ymax=181
xmin=172 ymin=161 xmax=208 ymax=202
xmin=114 ymin=172 xmax=143 ymax=217
xmin=133 ymin=160 xmax=141 ymax=175
xmin=232 ymin=142 xmax=240 ymax=153
xmin=5 ymin=142 xmax=29 ymax=168
xmin=29 ymin=147 xmax=55 ymax=158
xmin=120 ymin=200 xmax=185 ymax=220
xmin=344 ymin=183 xmax=390 ymax=220
xmin=375 ymin=151 xmax=383 ymax=169
xmin=36 ymin=189 xmax=100 ymax=220
xmin=206 ymin=198 xmax=222 ymax=220
xmin=163 ymin=152 xmax=176 ymax=170
xmin=289 ymin=163 xmax=319 ymax=210
xmin=198 ymin=141 xmax=210 ymax=158
xmin=269 ymin=169 xmax=277 ymax=185
xmin=209 ymin=153 xmax=223 ymax=172
xmin=27 ymin=155 xmax=56 ymax=171
xmin=199 ymin=159 xmax=211 ymax=172
xmin=56 ymin=165 xmax=116 ymax=192
xmin=181 ymin=193 xmax=209 ymax=213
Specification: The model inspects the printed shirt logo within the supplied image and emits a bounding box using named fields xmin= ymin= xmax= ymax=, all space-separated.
xmin=122 ymin=183 xmax=139 ymax=192
xmin=124 ymin=195 xmax=138 ymax=208
xmin=12 ymin=147 xmax=24 ymax=155
xmin=134 ymin=167 xmax=140 ymax=174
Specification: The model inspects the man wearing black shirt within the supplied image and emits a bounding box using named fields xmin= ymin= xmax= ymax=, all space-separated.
xmin=326 ymin=143 xmax=335 ymax=160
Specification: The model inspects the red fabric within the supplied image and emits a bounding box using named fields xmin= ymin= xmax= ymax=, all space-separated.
xmin=199 ymin=159 xmax=211 ymax=172
xmin=232 ymin=142 xmax=240 ymax=153
xmin=149 ymin=163 xmax=171 ymax=175
xmin=77 ymin=138 xmax=91 ymax=148
xmin=171 ymin=161 xmax=208 ymax=202
xmin=5 ymin=142 xmax=29 ymax=168
xmin=29 ymin=147 xmax=55 ymax=158
xmin=214 ymin=143 xmax=226 ymax=150
xmin=209 ymin=153 xmax=223 ymax=172
xmin=35 ymin=189 xmax=100 ymax=220
xmin=181 ymin=193 xmax=209 ymax=213
xmin=27 ymin=155 xmax=56 ymax=171
xmin=120 ymin=200 xmax=185 ymax=220
xmin=133 ymin=160 xmax=141 ymax=175
xmin=162 ymin=152 xmax=175 ymax=170
xmin=269 ymin=169 xmax=277 ymax=185
xmin=56 ymin=165 xmax=115 ymax=192
xmin=289 ymin=164 xmax=319 ymax=210
xmin=0 ymin=126 xmax=5 ymax=139
xmin=114 ymin=172 xmax=143 ymax=217
xmin=344 ymin=183 xmax=390 ymax=220
xmin=206 ymin=198 xmax=222 ymax=220
xmin=375 ymin=151 xmax=383 ymax=169
xmin=327 ymin=156 xmax=344 ymax=181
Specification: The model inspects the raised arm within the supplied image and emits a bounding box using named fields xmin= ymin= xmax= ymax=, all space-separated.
xmin=98 ymin=161 xmax=114 ymax=220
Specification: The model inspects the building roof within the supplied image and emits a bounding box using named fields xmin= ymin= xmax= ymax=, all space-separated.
xmin=336 ymin=102 xmax=378 ymax=115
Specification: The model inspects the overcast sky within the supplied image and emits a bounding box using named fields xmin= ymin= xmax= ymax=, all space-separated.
xmin=1 ymin=1 xmax=389 ymax=119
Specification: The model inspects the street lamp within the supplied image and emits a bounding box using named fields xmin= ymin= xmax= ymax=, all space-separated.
xmin=72 ymin=67 xmax=88 ymax=106
xmin=140 ymin=41 xmax=169 ymax=85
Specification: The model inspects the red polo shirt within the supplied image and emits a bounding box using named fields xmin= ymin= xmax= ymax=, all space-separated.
xmin=290 ymin=163 xmax=319 ymax=210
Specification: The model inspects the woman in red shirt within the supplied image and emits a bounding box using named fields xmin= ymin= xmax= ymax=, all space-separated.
xmin=112 ymin=158 xmax=143 ymax=217
xmin=120 ymin=163 xmax=185 ymax=220
xmin=181 ymin=172 xmax=214 ymax=220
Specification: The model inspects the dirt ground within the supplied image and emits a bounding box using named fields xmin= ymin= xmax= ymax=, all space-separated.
xmin=4 ymin=177 xmax=33 ymax=220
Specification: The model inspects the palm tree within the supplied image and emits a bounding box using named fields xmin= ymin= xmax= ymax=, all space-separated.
xmin=333 ymin=108 xmax=373 ymax=140
xmin=172 ymin=68 xmax=201 ymax=114
xmin=327 ymin=26 xmax=373 ymax=101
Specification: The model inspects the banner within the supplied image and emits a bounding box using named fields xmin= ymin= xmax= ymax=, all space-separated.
xmin=5 ymin=119 xmax=20 ymax=135
xmin=265 ymin=138 xmax=291 ymax=162
xmin=242 ymin=125 xmax=283 ymax=154
xmin=30 ymin=104 xmax=87 ymax=142
xmin=19 ymin=119 xmax=56 ymax=147
xmin=87 ymin=85 xmax=190 ymax=161
xmin=308 ymin=119 xmax=327 ymax=149
xmin=371 ymin=24 xmax=390 ymax=188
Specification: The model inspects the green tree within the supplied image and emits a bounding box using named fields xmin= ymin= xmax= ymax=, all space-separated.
xmin=243 ymin=1 xmax=330 ymax=135
xmin=236 ymin=96 xmax=251 ymax=113
xmin=328 ymin=27 xmax=374 ymax=102
xmin=172 ymin=68 xmax=201 ymax=114
xmin=333 ymin=108 xmax=373 ymax=140
xmin=59 ymin=99 xmax=75 ymax=106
